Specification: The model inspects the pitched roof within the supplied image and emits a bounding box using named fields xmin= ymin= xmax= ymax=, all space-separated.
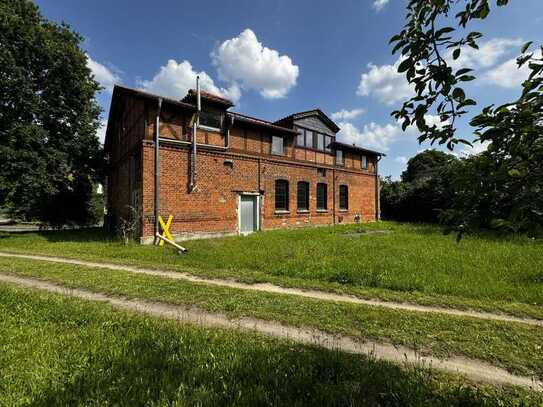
xmin=229 ymin=112 xmax=297 ymax=135
xmin=111 ymin=85 xmax=197 ymax=110
xmin=274 ymin=109 xmax=340 ymax=133
xmin=332 ymin=140 xmax=385 ymax=156
xmin=182 ymin=89 xmax=234 ymax=107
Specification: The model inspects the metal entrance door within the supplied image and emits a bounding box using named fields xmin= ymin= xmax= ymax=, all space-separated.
xmin=239 ymin=195 xmax=258 ymax=234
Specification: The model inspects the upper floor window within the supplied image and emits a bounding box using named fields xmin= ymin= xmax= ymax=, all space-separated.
xmin=339 ymin=185 xmax=349 ymax=210
xmin=317 ymin=183 xmax=328 ymax=210
xmin=199 ymin=110 xmax=222 ymax=130
xmin=275 ymin=179 xmax=289 ymax=211
xmin=325 ymin=135 xmax=332 ymax=152
xmin=361 ymin=155 xmax=368 ymax=169
xmin=297 ymin=181 xmax=309 ymax=211
xmin=317 ymin=133 xmax=324 ymax=150
xmin=272 ymin=135 xmax=284 ymax=155
xmin=336 ymin=150 xmax=343 ymax=166
xmin=296 ymin=127 xmax=305 ymax=147
xmin=305 ymin=130 xmax=314 ymax=149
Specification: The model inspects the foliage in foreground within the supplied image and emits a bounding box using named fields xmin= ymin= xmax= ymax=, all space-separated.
xmin=381 ymin=149 xmax=543 ymax=237
xmin=0 ymin=0 xmax=103 ymax=226
xmin=1 ymin=283 xmax=540 ymax=406
xmin=390 ymin=0 xmax=543 ymax=236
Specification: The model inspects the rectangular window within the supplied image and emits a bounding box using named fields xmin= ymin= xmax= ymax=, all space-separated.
xmin=317 ymin=168 xmax=326 ymax=177
xmin=305 ymin=131 xmax=314 ymax=149
xmin=361 ymin=155 xmax=368 ymax=169
xmin=272 ymin=135 xmax=284 ymax=155
xmin=296 ymin=127 xmax=305 ymax=147
xmin=297 ymin=181 xmax=309 ymax=211
xmin=339 ymin=185 xmax=349 ymax=210
xmin=317 ymin=133 xmax=324 ymax=150
xmin=317 ymin=183 xmax=327 ymax=210
xmin=336 ymin=150 xmax=343 ymax=166
xmin=325 ymin=135 xmax=332 ymax=152
xmin=275 ymin=180 xmax=289 ymax=211
xmin=199 ymin=110 xmax=222 ymax=129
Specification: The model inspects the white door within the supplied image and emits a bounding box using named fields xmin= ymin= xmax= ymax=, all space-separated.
xmin=239 ymin=195 xmax=258 ymax=234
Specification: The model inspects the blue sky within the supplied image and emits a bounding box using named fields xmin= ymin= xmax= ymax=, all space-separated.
xmin=35 ymin=0 xmax=543 ymax=178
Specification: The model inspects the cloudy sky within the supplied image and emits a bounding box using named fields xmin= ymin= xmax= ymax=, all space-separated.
xmin=36 ymin=0 xmax=543 ymax=178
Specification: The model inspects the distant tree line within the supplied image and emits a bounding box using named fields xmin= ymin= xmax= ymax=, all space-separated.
xmin=380 ymin=148 xmax=543 ymax=238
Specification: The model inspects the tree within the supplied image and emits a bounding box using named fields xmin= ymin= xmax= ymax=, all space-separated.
xmin=0 ymin=0 xmax=103 ymax=226
xmin=401 ymin=149 xmax=456 ymax=183
xmin=380 ymin=150 xmax=457 ymax=223
xmin=390 ymin=0 xmax=543 ymax=235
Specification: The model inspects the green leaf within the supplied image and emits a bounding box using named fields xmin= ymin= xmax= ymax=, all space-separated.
xmin=397 ymin=59 xmax=411 ymax=73
xmin=456 ymin=68 xmax=473 ymax=76
xmin=453 ymin=49 xmax=461 ymax=60
xmin=452 ymin=87 xmax=466 ymax=101
xmin=458 ymin=75 xmax=476 ymax=82
xmin=521 ymin=41 xmax=533 ymax=53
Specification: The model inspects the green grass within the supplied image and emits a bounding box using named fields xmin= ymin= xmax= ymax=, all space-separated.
xmin=0 ymin=222 xmax=542 ymax=319
xmin=2 ymin=256 xmax=543 ymax=378
xmin=1 ymin=283 xmax=541 ymax=406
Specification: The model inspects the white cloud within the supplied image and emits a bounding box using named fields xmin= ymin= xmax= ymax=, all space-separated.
xmin=97 ymin=119 xmax=107 ymax=145
xmin=454 ymin=140 xmax=491 ymax=157
xmin=447 ymin=38 xmax=523 ymax=71
xmin=481 ymin=48 xmax=542 ymax=89
xmin=395 ymin=156 xmax=408 ymax=164
xmin=337 ymin=121 xmax=409 ymax=152
xmin=481 ymin=58 xmax=528 ymax=88
xmin=211 ymin=29 xmax=299 ymax=99
xmin=373 ymin=0 xmax=390 ymax=11
xmin=138 ymin=59 xmax=240 ymax=103
xmin=331 ymin=108 xmax=365 ymax=121
xmin=86 ymin=54 xmax=121 ymax=93
xmin=357 ymin=57 xmax=414 ymax=105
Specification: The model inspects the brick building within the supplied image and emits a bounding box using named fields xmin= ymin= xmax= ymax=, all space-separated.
xmin=104 ymin=85 xmax=384 ymax=243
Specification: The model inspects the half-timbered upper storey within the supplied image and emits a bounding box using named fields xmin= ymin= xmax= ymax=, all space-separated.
xmin=104 ymin=85 xmax=384 ymax=173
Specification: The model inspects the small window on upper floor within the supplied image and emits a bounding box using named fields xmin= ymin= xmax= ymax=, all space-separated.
xmin=361 ymin=155 xmax=368 ymax=169
xmin=317 ymin=133 xmax=324 ymax=151
xmin=305 ymin=130 xmax=314 ymax=149
xmin=296 ymin=127 xmax=305 ymax=147
xmin=272 ymin=135 xmax=284 ymax=155
xmin=199 ymin=110 xmax=222 ymax=130
xmin=336 ymin=150 xmax=343 ymax=166
xmin=325 ymin=136 xmax=332 ymax=152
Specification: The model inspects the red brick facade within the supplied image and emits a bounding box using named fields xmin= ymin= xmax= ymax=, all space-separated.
xmin=104 ymin=86 xmax=382 ymax=243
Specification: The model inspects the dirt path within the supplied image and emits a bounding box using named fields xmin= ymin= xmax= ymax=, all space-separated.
xmin=0 ymin=272 xmax=541 ymax=391
xmin=1 ymin=251 xmax=542 ymax=327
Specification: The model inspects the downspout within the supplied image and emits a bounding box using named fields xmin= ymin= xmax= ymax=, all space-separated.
xmin=154 ymin=98 xmax=163 ymax=243
xmin=332 ymin=168 xmax=336 ymax=225
xmin=190 ymin=76 xmax=201 ymax=192
xmin=376 ymin=156 xmax=382 ymax=221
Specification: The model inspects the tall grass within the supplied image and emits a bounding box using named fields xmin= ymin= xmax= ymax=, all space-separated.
xmin=0 ymin=222 xmax=541 ymax=308
xmin=1 ymin=283 xmax=540 ymax=406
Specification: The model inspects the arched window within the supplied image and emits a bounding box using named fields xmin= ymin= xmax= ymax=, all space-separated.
xmin=317 ymin=183 xmax=327 ymax=210
xmin=275 ymin=179 xmax=289 ymax=211
xmin=297 ymin=181 xmax=309 ymax=211
xmin=339 ymin=185 xmax=349 ymax=210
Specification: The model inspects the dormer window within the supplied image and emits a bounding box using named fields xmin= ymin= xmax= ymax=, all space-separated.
xmin=199 ymin=110 xmax=222 ymax=130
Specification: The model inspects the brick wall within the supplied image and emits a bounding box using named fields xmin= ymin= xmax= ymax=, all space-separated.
xmin=140 ymin=141 xmax=377 ymax=241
